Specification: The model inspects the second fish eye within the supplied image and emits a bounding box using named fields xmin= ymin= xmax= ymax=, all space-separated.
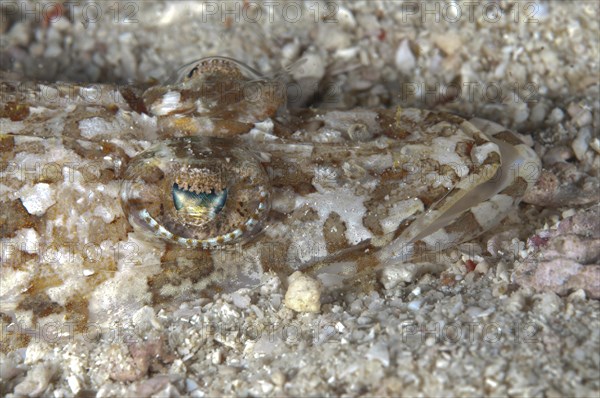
xmin=187 ymin=66 xmax=199 ymax=79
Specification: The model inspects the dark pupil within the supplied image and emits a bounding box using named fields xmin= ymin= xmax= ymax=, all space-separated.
xmin=172 ymin=183 xmax=227 ymax=218
xmin=187 ymin=66 xmax=199 ymax=78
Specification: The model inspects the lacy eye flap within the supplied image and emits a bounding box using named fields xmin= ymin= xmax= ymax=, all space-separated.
xmin=120 ymin=137 xmax=271 ymax=248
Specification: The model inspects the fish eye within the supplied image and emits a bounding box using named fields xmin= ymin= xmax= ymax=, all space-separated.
xmin=174 ymin=56 xmax=265 ymax=84
xmin=167 ymin=56 xmax=266 ymax=86
xmin=120 ymin=137 xmax=271 ymax=248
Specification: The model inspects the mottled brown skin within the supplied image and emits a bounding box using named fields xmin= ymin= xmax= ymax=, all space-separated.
xmin=0 ymin=58 xmax=540 ymax=350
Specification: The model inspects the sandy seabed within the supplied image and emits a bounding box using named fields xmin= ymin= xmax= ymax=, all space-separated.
xmin=0 ymin=1 xmax=599 ymax=396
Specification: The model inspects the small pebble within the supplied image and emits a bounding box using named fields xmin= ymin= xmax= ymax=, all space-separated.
xmin=561 ymin=209 xmax=576 ymax=219
xmin=67 ymin=375 xmax=81 ymax=395
xmin=14 ymin=363 xmax=55 ymax=397
xmin=432 ymin=32 xmax=462 ymax=55
xmin=506 ymin=290 xmax=527 ymax=313
xmin=231 ymin=291 xmax=251 ymax=309
xmin=395 ymin=39 xmax=416 ymax=75
xmin=132 ymin=306 xmax=162 ymax=331
xmin=211 ymin=349 xmax=224 ymax=365
xmin=534 ymin=292 xmax=563 ymax=317
xmin=546 ymin=107 xmax=565 ymax=125
xmin=365 ymin=342 xmax=390 ymax=367
xmin=572 ymin=127 xmax=591 ymax=161
xmin=336 ymin=6 xmax=357 ymax=29
xmin=8 ymin=22 xmax=31 ymax=46
xmin=407 ymin=299 xmax=422 ymax=311
xmin=567 ymin=103 xmax=592 ymax=127
xmin=466 ymin=306 xmax=495 ymax=318
xmin=186 ymin=378 xmax=199 ymax=393
xmin=271 ymin=370 xmax=286 ymax=387
xmin=284 ymin=271 xmax=322 ymax=313
xmin=281 ymin=41 xmax=300 ymax=62
xmin=496 ymin=261 xmax=510 ymax=282
xmin=292 ymin=53 xmax=325 ymax=81
xmin=542 ymin=146 xmax=574 ymax=165
xmin=567 ymin=289 xmax=587 ymax=302
xmin=590 ymin=137 xmax=600 ymax=154
xmin=530 ymin=102 xmax=548 ymax=124
xmin=475 ymin=260 xmax=490 ymax=274
xmin=380 ymin=263 xmax=442 ymax=289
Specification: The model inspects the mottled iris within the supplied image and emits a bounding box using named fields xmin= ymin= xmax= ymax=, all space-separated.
xmin=120 ymin=136 xmax=271 ymax=248
xmin=172 ymin=183 xmax=227 ymax=221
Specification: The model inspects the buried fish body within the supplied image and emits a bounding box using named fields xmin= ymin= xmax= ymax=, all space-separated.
xmin=0 ymin=57 xmax=540 ymax=329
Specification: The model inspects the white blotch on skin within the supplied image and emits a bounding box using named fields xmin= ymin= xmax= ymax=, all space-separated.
xmin=295 ymin=188 xmax=372 ymax=245
xmin=93 ymin=205 xmax=116 ymax=224
xmin=18 ymin=183 xmax=56 ymax=216
xmin=242 ymin=118 xmax=276 ymax=141
xmin=380 ymin=198 xmax=425 ymax=235
xmin=430 ymin=137 xmax=469 ymax=177
xmin=420 ymin=227 xmax=461 ymax=250
xmin=78 ymin=116 xmax=127 ymax=139
xmin=471 ymin=142 xmax=500 ymax=166
xmin=150 ymin=90 xmax=182 ymax=116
